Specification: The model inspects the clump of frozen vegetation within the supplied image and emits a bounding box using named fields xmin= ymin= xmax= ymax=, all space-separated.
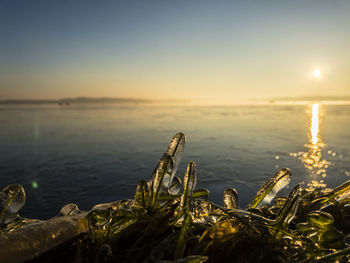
xmin=1 ymin=133 xmax=350 ymax=263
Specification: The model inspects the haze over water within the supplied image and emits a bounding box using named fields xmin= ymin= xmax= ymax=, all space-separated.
xmin=1 ymin=103 xmax=350 ymax=219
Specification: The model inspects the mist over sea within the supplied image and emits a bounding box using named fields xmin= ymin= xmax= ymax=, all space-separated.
xmin=1 ymin=104 xmax=350 ymax=219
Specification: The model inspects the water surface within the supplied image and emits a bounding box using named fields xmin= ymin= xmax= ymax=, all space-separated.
xmin=1 ymin=104 xmax=350 ymax=219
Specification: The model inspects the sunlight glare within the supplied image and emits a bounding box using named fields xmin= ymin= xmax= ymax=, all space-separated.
xmin=313 ymin=68 xmax=321 ymax=78
xmin=311 ymin=103 xmax=319 ymax=144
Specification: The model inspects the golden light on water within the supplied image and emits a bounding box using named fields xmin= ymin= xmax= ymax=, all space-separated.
xmin=302 ymin=103 xmax=327 ymax=174
xmin=290 ymin=103 xmax=332 ymax=189
xmin=311 ymin=103 xmax=319 ymax=144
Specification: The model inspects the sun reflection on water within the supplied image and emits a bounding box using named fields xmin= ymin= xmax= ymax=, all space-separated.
xmin=291 ymin=103 xmax=332 ymax=189
xmin=311 ymin=103 xmax=319 ymax=144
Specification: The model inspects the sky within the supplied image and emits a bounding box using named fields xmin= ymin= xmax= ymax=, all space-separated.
xmin=1 ymin=0 xmax=350 ymax=104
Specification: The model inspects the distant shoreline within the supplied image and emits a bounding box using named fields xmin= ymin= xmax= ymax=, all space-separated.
xmin=0 ymin=97 xmax=190 ymax=105
xmin=1 ymin=96 xmax=350 ymax=106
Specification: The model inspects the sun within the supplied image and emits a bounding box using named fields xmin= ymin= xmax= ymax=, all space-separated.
xmin=313 ymin=68 xmax=321 ymax=78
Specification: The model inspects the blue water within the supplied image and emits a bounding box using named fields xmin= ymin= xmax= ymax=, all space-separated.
xmin=1 ymin=104 xmax=350 ymax=219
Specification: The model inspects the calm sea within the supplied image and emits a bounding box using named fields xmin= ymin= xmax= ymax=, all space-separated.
xmin=1 ymin=104 xmax=350 ymax=219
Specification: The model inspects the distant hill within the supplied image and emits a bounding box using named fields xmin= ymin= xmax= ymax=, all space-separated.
xmin=0 ymin=97 xmax=190 ymax=105
xmin=58 ymin=97 xmax=152 ymax=104
xmin=0 ymin=99 xmax=58 ymax=105
xmin=270 ymin=95 xmax=350 ymax=102
xmin=0 ymin=97 xmax=152 ymax=105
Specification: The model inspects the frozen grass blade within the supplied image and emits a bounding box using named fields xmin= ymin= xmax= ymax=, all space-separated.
xmin=311 ymin=180 xmax=350 ymax=210
xmin=328 ymin=179 xmax=350 ymax=201
xmin=169 ymin=176 xmax=182 ymax=195
xmin=180 ymin=162 xmax=197 ymax=212
xmin=149 ymin=133 xmax=183 ymax=195
xmin=223 ymin=188 xmax=239 ymax=209
xmin=275 ymin=184 xmax=300 ymax=229
xmin=174 ymin=213 xmax=192 ymax=259
xmin=135 ymin=180 xmax=149 ymax=209
xmin=0 ymin=184 xmax=26 ymax=224
xmin=150 ymin=154 xmax=174 ymax=210
xmin=249 ymin=168 xmax=291 ymax=208
xmin=192 ymin=189 xmax=210 ymax=200
xmin=165 ymin=132 xmax=186 ymax=179
xmin=225 ymin=209 xmax=274 ymax=225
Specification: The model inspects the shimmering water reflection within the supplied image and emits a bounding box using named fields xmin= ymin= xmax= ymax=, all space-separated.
xmin=291 ymin=104 xmax=331 ymax=189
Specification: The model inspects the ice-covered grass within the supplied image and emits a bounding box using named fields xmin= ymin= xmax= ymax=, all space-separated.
xmin=1 ymin=133 xmax=350 ymax=263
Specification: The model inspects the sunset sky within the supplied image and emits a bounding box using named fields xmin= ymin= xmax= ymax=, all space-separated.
xmin=1 ymin=0 xmax=349 ymax=104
